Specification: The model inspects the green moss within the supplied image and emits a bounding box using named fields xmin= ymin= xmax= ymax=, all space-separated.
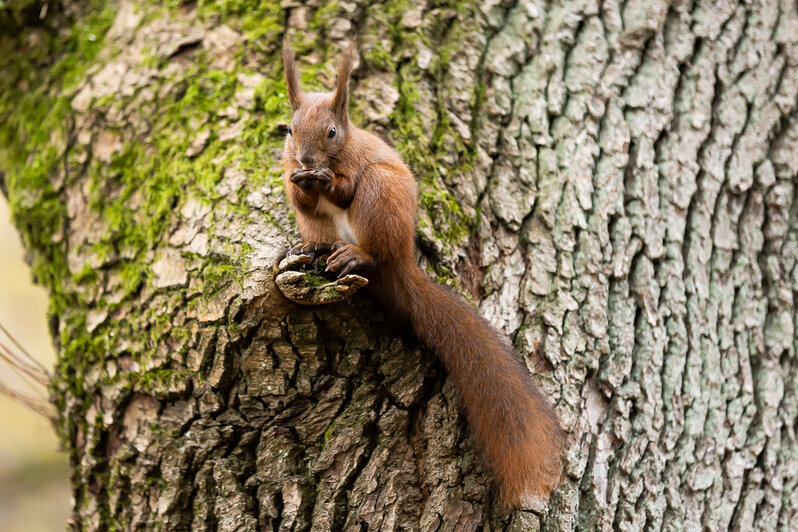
xmin=196 ymin=0 xmax=283 ymax=39
xmin=419 ymin=187 xmax=470 ymax=245
xmin=0 ymin=2 xmax=114 ymax=307
xmin=0 ymin=0 xmax=279 ymax=435
xmin=304 ymin=274 xmax=330 ymax=287
xmin=201 ymin=262 xmax=239 ymax=290
xmin=120 ymin=261 xmax=145 ymax=295
xmin=0 ymin=0 xmax=116 ymax=438
xmin=322 ymin=421 xmax=337 ymax=445
xmin=74 ymin=263 xmax=99 ymax=284
xmin=322 ymin=286 xmax=342 ymax=299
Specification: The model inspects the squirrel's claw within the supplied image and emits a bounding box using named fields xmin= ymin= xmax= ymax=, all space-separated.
xmin=325 ymin=242 xmax=374 ymax=277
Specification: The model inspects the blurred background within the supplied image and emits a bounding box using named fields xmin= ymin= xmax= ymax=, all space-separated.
xmin=0 ymin=195 xmax=70 ymax=532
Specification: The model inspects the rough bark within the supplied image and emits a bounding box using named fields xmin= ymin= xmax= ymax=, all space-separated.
xmin=1 ymin=0 xmax=797 ymax=530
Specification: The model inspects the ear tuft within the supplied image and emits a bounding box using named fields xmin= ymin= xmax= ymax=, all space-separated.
xmin=283 ymin=41 xmax=302 ymax=111
xmin=331 ymin=42 xmax=357 ymax=120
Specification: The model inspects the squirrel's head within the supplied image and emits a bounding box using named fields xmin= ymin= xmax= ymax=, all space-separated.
xmin=282 ymin=42 xmax=356 ymax=170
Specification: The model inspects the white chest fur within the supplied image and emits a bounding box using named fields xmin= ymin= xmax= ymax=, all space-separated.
xmin=316 ymin=197 xmax=357 ymax=245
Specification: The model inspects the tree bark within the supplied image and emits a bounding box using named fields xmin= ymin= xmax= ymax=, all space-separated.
xmin=1 ymin=0 xmax=797 ymax=530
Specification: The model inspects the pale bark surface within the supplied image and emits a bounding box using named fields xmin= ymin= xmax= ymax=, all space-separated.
xmin=1 ymin=0 xmax=797 ymax=530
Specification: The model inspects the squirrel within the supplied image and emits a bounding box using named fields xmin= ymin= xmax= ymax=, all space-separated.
xmin=281 ymin=42 xmax=565 ymax=507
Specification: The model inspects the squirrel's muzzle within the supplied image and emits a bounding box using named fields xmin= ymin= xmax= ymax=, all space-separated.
xmin=297 ymin=151 xmax=321 ymax=169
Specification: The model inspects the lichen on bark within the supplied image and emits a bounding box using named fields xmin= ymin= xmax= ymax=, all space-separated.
xmin=1 ymin=0 xmax=797 ymax=530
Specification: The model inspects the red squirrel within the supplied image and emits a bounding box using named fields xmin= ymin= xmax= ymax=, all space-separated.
xmin=281 ymin=43 xmax=565 ymax=507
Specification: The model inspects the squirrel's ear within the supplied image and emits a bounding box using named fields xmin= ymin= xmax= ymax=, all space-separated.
xmin=283 ymin=41 xmax=302 ymax=111
xmin=331 ymin=42 xmax=357 ymax=119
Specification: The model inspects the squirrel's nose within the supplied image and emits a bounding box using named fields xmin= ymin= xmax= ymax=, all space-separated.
xmin=297 ymin=152 xmax=316 ymax=168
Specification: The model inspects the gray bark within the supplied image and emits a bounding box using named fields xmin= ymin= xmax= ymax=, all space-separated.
xmin=1 ymin=0 xmax=796 ymax=530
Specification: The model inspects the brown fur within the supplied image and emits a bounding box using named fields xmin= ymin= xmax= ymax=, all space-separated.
xmin=281 ymin=43 xmax=565 ymax=507
xmin=282 ymin=41 xmax=302 ymax=111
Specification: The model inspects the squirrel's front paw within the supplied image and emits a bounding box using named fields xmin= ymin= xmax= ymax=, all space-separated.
xmin=325 ymin=242 xmax=375 ymax=277
xmin=286 ymin=241 xmax=334 ymax=260
xmin=290 ymin=167 xmax=333 ymax=191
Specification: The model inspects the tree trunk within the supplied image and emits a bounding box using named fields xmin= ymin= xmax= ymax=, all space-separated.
xmin=1 ymin=0 xmax=797 ymax=530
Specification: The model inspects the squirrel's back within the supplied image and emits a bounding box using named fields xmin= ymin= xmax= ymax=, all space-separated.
xmin=339 ymin=126 xmax=411 ymax=175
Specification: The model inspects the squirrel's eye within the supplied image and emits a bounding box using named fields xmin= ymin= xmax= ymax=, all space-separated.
xmin=328 ymin=127 xmax=336 ymax=139
xmin=288 ymin=125 xmax=292 ymax=135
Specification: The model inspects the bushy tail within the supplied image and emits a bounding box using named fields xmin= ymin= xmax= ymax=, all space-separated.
xmin=381 ymin=264 xmax=564 ymax=506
